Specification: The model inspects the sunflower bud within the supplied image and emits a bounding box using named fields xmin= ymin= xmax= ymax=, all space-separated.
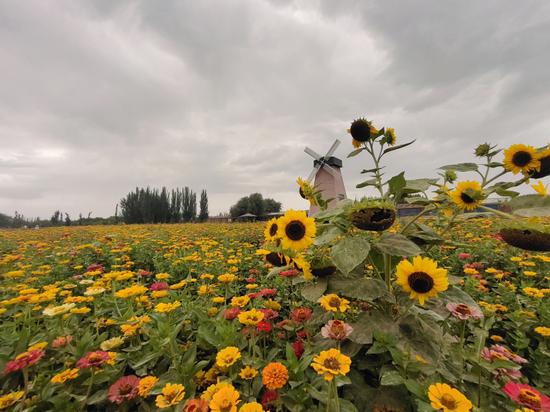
xmin=474 ymin=143 xmax=491 ymax=157
xmin=444 ymin=170 xmax=457 ymax=183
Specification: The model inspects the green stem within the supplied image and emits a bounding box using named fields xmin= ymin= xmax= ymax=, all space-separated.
xmin=383 ymin=254 xmax=392 ymax=292
xmin=326 ymin=380 xmax=332 ymax=412
xmin=22 ymin=367 xmax=29 ymax=401
xmin=399 ymin=205 xmax=436 ymax=234
xmin=82 ymin=370 xmax=94 ymax=411
xmin=333 ymin=380 xmax=341 ymax=412
xmin=459 ymin=320 xmax=466 ymax=375
xmin=478 ymin=205 xmax=517 ymax=220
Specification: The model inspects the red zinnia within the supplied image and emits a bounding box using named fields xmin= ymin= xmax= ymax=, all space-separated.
xmin=108 ymin=375 xmax=140 ymax=404
xmin=150 ymin=282 xmax=169 ymax=291
xmin=503 ymin=382 xmax=550 ymax=411
xmin=77 ymin=351 xmax=111 ymax=369
xmin=261 ymin=389 xmax=278 ymax=406
xmin=292 ymin=340 xmax=304 ymax=359
xmin=257 ymin=321 xmax=272 ymax=333
xmin=223 ymin=307 xmax=241 ymax=320
xmin=3 ymin=349 xmax=45 ymax=374
xmin=291 ymin=307 xmax=312 ymax=323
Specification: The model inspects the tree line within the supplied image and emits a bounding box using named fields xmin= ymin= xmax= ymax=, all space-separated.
xmin=119 ymin=187 xmax=208 ymax=224
xmin=229 ymin=193 xmax=281 ymax=218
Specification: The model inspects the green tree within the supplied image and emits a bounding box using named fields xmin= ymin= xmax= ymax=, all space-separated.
xmin=199 ymin=189 xmax=209 ymax=222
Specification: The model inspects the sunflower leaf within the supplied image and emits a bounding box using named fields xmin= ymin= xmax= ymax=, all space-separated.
xmin=331 ymin=236 xmax=371 ymax=274
xmin=356 ymin=179 xmax=379 ymax=189
xmin=382 ymin=139 xmax=416 ymax=154
xmin=439 ymin=162 xmax=478 ymax=172
xmin=348 ymin=147 xmax=365 ymax=158
xmin=374 ymin=233 xmax=423 ymax=256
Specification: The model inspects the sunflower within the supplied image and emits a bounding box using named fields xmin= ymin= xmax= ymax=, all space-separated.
xmin=311 ymin=348 xmax=352 ymax=381
xmin=263 ymin=218 xmax=280 ymax=242
xmin=450 ymin=181 xmax=484 ymax=211
xmin=348 ymin=118 xmax=378 ymax=142
xmin=276 ymin=210 xmax=316 ymax=251
xmin=428 ymin=383 xmax=472 ymax=412
xmin=531 ymin=180 xmax=548 ymax=197
xmin=385 ymin=127 xmax=397 ymax=145
xmin=296 ymin=177 xmax=318 ymax=206
xmin=503 ymin=144 xmax=541 ymax=175
xmin=318 ymin=294 xmax=350 ymax=313
xmin=531 ymin=146 xmax=550 ymax=178
xmin=292 ymin=254 xmax=313 ymax=280
xmin=395 ymin=256 xmax=448 ymax=305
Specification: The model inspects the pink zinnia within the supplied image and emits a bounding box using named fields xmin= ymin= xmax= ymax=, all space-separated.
xmin=290 ymin=307 xmax=312 ymax=323
xmin=458 ymin=252 xmax=472 ymax=260
xmin=108 ymin=375 xmax=140 ymax=404
xmin=77 ymin=351 xmax=111 ymax=369
xmin=321 ymin=320 xmax=354 ymax=341
xmin=446 ymin=302 xmax=483 ymax=320
xmin=53 ymin=335 xmax=73 ymax=348
xmin=503 ymin=382 xmax=550 ymax=411
xmin=150 ymin=282 xmax=169 ymax=291
xmin=3 ymin=349 xmax=45 ymax=374
xmin=87 ymin=263 xmax=104 ymax=273
xmin=223 ymin=307 xmax=241 ymax=320
xmin=260 ymin=308 xmax=279 ymax=320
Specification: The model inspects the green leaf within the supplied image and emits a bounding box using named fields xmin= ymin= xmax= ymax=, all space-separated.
xmin=388 ymin=172 xmax=406 ymax=201
xmin=404 ymin=178 xmax=438 ymax=193
xmin=301 ymin=278 xmax=328 ymax=302
xmin=361 ymin=167 xmax=384 ymax=174
xmin=328 ymin=276 xmax=387 ymax=301
xmin=380 ymin=370 xmax=404 ymax=386
xmin=375 ymin=233 xmax=423 ymax=256
xmin=439 ymin=163 xmax=478 ymax=172
xmin=87 ymin=389 xmax=107 ymax=405
xmin=356 ymin=178 xmax=379 ymax=189
xmin=383 ymin=139 xmax=416 ymax=154
xmin=330 ymin=236 xmax=371 ymax=274
xmin=347 ymin=147 xmax=365 ymax=158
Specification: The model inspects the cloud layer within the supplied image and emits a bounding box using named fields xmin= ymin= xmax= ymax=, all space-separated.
xmin=1 ymin=0 xmax=548 ymax=218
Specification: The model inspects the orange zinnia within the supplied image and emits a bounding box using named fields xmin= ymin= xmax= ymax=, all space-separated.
xmin=262 ymin=362 xmax=288 ymax=390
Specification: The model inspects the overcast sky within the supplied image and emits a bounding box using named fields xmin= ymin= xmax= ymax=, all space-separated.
xmin=1 ymin=1 xmax=549 ymax=219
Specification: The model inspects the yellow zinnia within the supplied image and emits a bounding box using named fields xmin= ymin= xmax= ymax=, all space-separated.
xmin=238 ymin=309 xmax=265 ymax=326
xmin=311 ymin=348 xmax=351 ymax=381
xmin=155 ymin=383 xmax=185 ymax=409
xmin=209 ymin=385 xmax=240 ymax=412
xmin=276 ymin=210 xmax=316 ymax=251
xmin=239 ymin=402 xmax=264 ymax=412
xmin=216 ymin=346 xmax=241 ymax=369
xmin=428 ymin=383 xmax=472 ymax=412
xmin=396 ymin=256 xmax=448 ymax=305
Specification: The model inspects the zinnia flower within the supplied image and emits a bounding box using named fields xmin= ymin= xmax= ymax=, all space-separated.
xmin=428 ymin=383 xmax=472 ymax=412
xmin=262 ymin=362 xmax=289 ymax=390
xmin=239 ymin=402 xmax=264 ymax=412
xmin=503 ymin=382 xmax=550 ymax=411
xmin=183 ymin=398 xmax=209 ymax=412
xmin=311 ymin=348 xmax=351 ymax=381
xmin=3 ymin=349 xmax=45 ymax=374
xmin=76 ymin=351 xmax=111 ymax=369
xmin=156 ymin=383 xmax=186 ymax=409
xmin=321 ymin=320 xmax=354 ymax=340
xmin=209 ymin=385 xmax=240 ymax=412
xmin=446 ymin=303 xmax=483 ymax=320
xmin=216 ymin=346 xmax=241 ymax=369
xmin=108 ymin=375 xmax=140 ymax=404
xmin=138 ymin=376 xmax=159 ymax=397
xmin=290 ymin=307 xmax=312 ymax=323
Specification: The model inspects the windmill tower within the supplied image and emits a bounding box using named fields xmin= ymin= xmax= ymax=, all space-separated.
xmin=304 ymin=139 xmax=347 ymax=215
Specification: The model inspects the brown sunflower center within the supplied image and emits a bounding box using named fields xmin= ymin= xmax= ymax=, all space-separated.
xmin=460 ymin=192 xmax=475 ymax=204
xmin=512 ymin=151 xmax=533 ymax=167
xmin=518 ymin=389 xmax=541 ymax=408
xmin=323 ymin=357 xmax=341 ymax=370
xmin=269 ymin=223 xmax=278 ymax=237
xmin=408 ymin=272 xmax=434 ymax=294
xmin=455 ymin=304 xmax=472 ymax=315
xmin=286 ymin=220 xmax=306 ymax=241
xmin=328 ymin=297 xmax=341 ymax=308
xmin=440 ymin=393 xmax=458 ymax=409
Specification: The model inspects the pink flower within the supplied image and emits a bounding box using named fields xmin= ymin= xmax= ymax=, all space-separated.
xmin=290 ymin=307 xmax=312 ymax=323
xmin=321 ymin=320 xmax=354 ymax=341
xmin=446 ymin=302 xmax=483 ymax=320
xmin=246 ymin=277 xmax=257 ymax=283
xmin=503 ymin=382 xmax=550 ymax=411
xmin=223 ymin=307 xmax=241 ymax=320
xmin=280 ymin=269 xmax=300 ymax=278
xmin=108 ymin=375 xmax=140 ymax=404
xmin=87 ymin=263 xmax=104 ymax=273
xmin=260 ymin=308 xmax=279 ymax=320
xmin=53 ymin=335 xmax=73 ymax=348
xmin=458 ymin=252 xmax=472 ymax=260
xmin=77 ymin=351 xmax=111 ymax=369
xmin=491 ymin=345 xmax=527 ymax=364
xmin=3 ymin=350 xmax=45 ymax=374
xmin=138 ymin=270 xmax=152 ymax=277
xmin=150 ymin=282 xmax=169 ymax=291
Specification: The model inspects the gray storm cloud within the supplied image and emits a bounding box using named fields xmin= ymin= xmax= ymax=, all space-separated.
xmin=0 ymin=0 xmax=548 ymax=218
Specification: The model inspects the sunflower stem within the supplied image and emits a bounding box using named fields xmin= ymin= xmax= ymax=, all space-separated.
xmin=478 ymin=205 xmax=517 ymax=220
xmin=383 ymin=254 xmax=392 ymax=292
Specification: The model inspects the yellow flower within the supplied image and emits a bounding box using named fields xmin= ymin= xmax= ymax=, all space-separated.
xmin=115 ymin=284 xmax=147 ymax=298
xmin=262 ymin=362 xmax=289 ymax=390
xmin=218 ymin=273 xmax=237 ymax=283
xmin=28 ymin=341 xmax=48 ymax=351
xmin=535 ymin=326 xmax=550 ymax=337
xmin=0 ymin=390 xmax=24 ymax=410
xmin=385 ymin=127 xmax=397 ymax=145
xmin=84 ymin=286 xmax=106 ymax=296
xmin=292 ymin=254 xmax=313 ymax=281
xmin=238 ymin=309 xmax=265 ymax=326
xmin=450 ymin=181 xmax=483 ymax=211
xmin=209 ymin=385 xmax=240 ymax=412
xmin=155 ymin=383 xmax=186 ymax=409
xmin=239 ymin=365 xmax=258 ymax=380
xmin=70 ymin=307 xmax=91 ymax=314
xmin=154 ymin=301 xmax=182 ymax=313
xmin=296 ymin=177 xmax=318 ymax=206
xmin=264 ymin=299 xmax=281 ymax=311
xmin=276 ymin=210 xmax=316 ymax=251
xmin=396 ymin=256 xmax=448 ymax=305
xmin=138 ymin=376 xmax=159 ymax=397
xmin=239 ymin=402 xmax=264 ymax=412
xmin=151 ymin=290 xmax=168 ymax=299
xmin=503 ymin=144 xmax=540 ymax=175
xmin=264 ymin=218 xmax=281 ymax=242
xmin=531 ymin=180 xmax=548 ymax=197
xmin=212 ymin=296 xmax=226 ymax=304
xmin=311 ymin=348 xmax=351 ymax=381
xmin=216 ymin=346 xmax=241 ymax=369
xmin=318 ymin=294 xmax=350 ymax=313
xmin=50 ymin=368 xmax=79 ymax=384
xmin=100 ymin=336 xmax=125 ymax=351
xmin=201 ymin=382 xmax=234 ymax=402
xmin=42 ymin=303 xmax=75 ymax=317
xmin=427 ymin=383 xmax=472 ymax=412
xmin=231 ymin=296 xmax=250 ymax=308
xmin=523 ymin=271 xmax=537 ymax=277
xmin=156 ymin=273 xmax=171 ymax=280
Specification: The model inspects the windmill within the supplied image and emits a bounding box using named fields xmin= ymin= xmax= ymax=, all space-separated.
xmin=304 ymin=139 xmax=347 ymax=215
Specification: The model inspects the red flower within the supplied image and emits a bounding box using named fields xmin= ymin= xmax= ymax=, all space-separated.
xmin=246 ymin=277 xmax=257 ymax=283
xmin=138 ymin=270 xmax=152 ymax=277
xmin=291 ymin=307 xmax=312 ymax=323
xmin=296 ymin=330 xmax=309 ymax=340
xmin=150 ymin=282 xmax=169 ymax=291
xmin=257 ymin=321 xmax=272 ymax=333
xmin=108 ymin=375 xmax=140 ymax=404
xmin=292 ymin=340 xmax=304 ymax=359
xmin=260 ymin=309 xmax=279 ymax=320
xmin=259 ymin=288 xmax=277 ymax=297
xmin=53 ymin=335 xmax=73 ymax=348
xmin=223 ymin=307 xmax=241 ymax=320
xmin=77 ymin=351 xmax=111 ymax=369
xmin=458 ymin=252 xmax=472 ymax=260
xmin=3 ymin=350 xmax=45 ymax=374
xmin=503 ymin=382 xmax=550 ymax=411
xmin=279 ymin=269 xmax=299 ymax=278
xmin=261 ymin=389 xmax=278 ymax=406
xmin=87 ymin=264 xmax=104 ymax=273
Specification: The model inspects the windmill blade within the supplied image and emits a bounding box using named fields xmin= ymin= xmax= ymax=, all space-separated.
xmin=321 ymin=163 xmax=339 ymax=177
xmin=308 ymin=164 xmax=321 ymax=181
xmin=304 ymin=147 xmax=323 ymax=160
xmin=324 ymin=139 xmax=341 ymax=158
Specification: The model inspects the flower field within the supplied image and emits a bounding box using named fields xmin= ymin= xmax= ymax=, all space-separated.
xmin=0 ymin=218 xmax=548 ymax=411
xmin=1 ymin=119 xmax=550 ymax=411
